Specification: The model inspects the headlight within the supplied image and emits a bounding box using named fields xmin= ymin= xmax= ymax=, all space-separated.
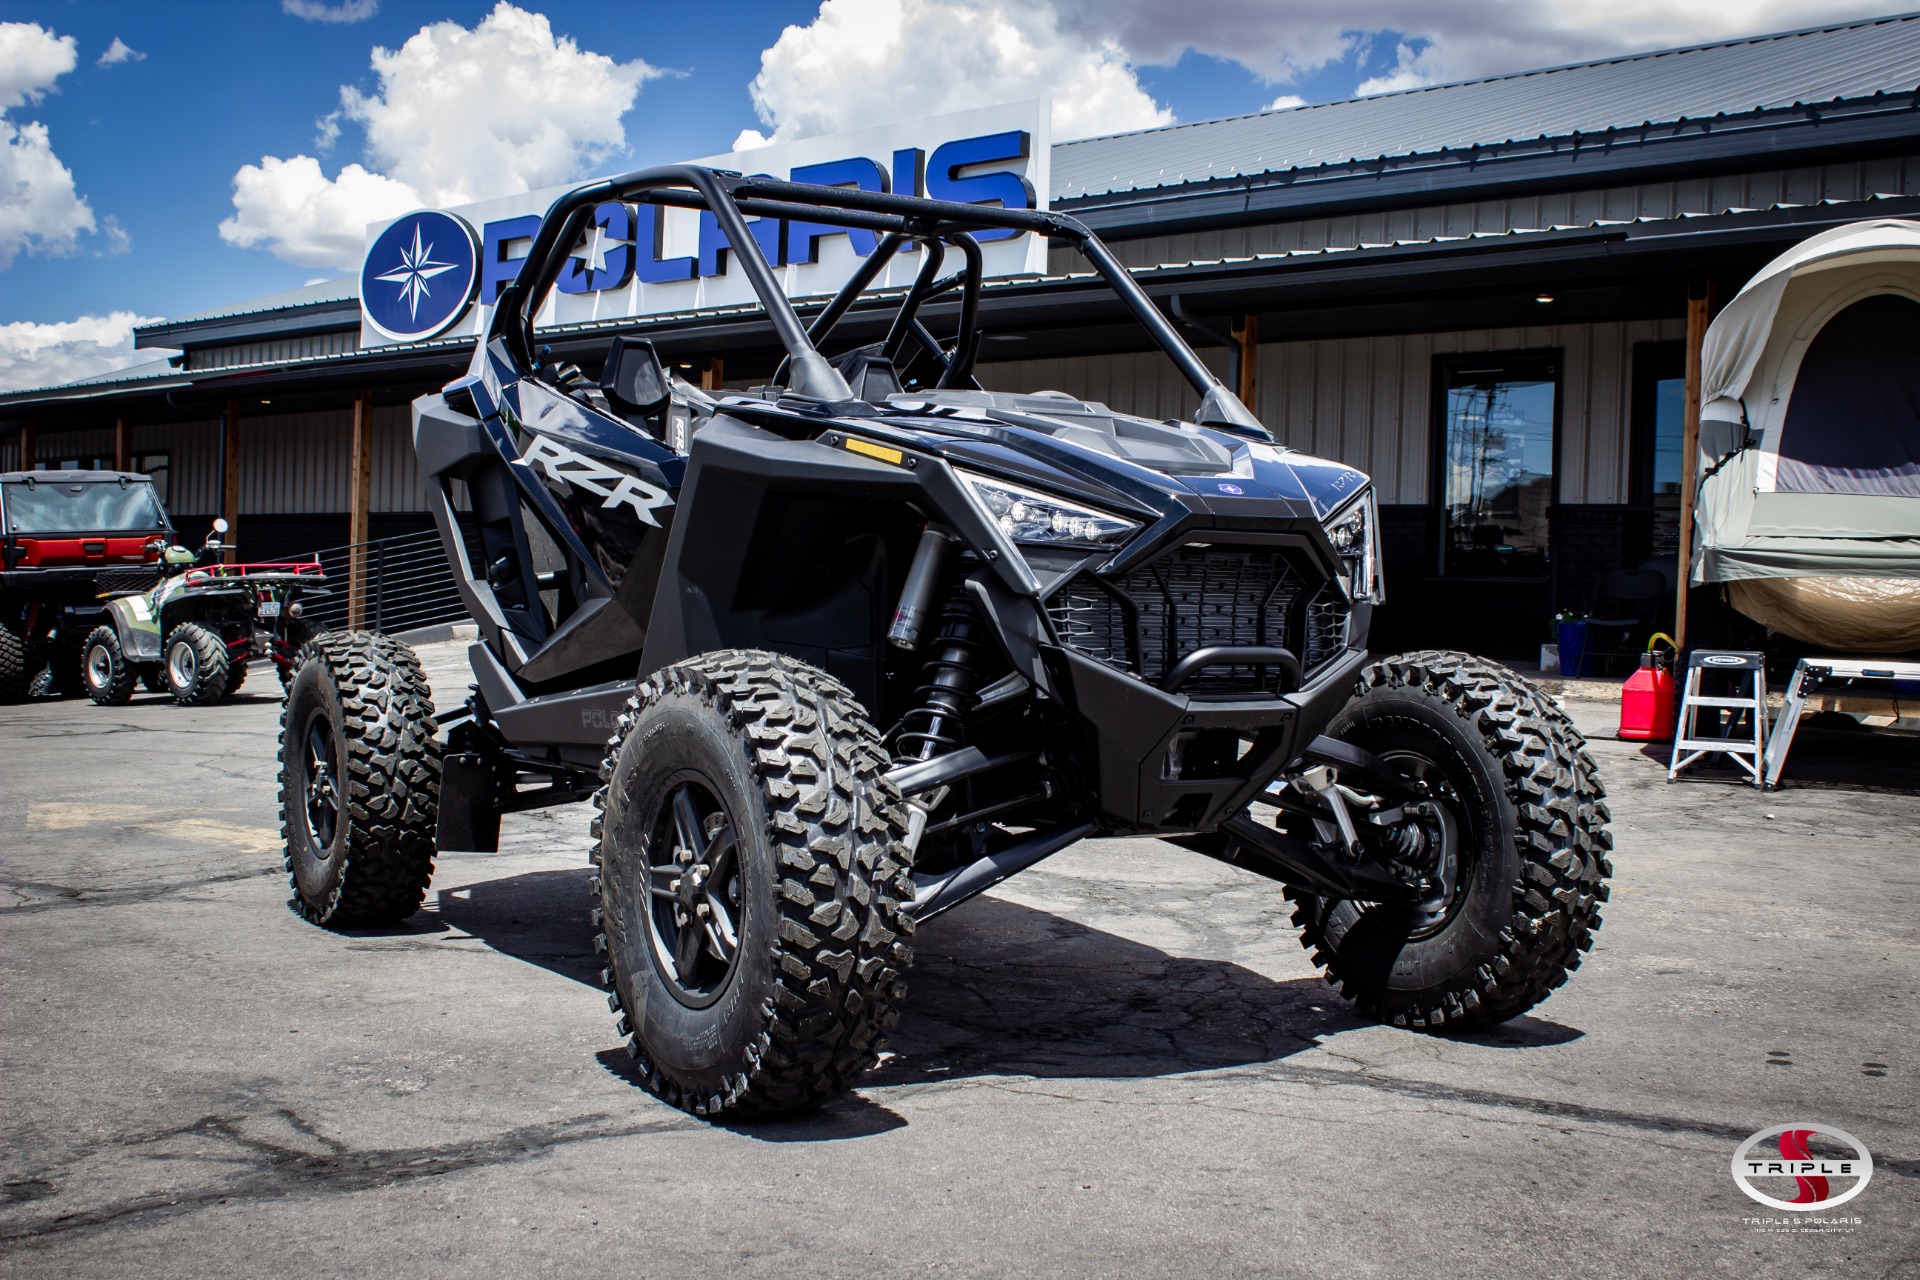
xmin=956 ymin=468 xmax=1140 ymax=550
xmin=1323 ymin=490 xmax=1383 ymax=603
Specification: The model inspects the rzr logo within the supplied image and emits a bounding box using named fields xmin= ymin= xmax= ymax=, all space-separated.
xmin=521 ymin=434 xmax=673 ymax=527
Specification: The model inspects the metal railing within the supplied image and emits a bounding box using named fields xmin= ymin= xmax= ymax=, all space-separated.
xmin=270 ymin=526 xmax=477 ymax=635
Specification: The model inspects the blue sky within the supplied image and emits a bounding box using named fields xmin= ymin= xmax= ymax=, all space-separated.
xmin=0 ymin=0 xmax=1889 ymax=392
xmin=0 ymin=0 xmax=1418 ymax=328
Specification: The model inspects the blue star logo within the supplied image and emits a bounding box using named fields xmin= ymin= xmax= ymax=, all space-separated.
xmin=375 ymin=223 xmax=460 ymax=323
xmin=359 ymin=210 xmax=478 ymax=342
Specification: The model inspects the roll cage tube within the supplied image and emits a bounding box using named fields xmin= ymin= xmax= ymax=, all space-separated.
xmin=490 ymin=164 xmax=1267 ymax=433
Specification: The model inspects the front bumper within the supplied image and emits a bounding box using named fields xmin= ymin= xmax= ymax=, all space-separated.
xmin=1047 ymin=641 xmax=1368 ymax=834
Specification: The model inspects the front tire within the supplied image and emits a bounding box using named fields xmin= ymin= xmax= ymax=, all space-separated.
xmin=164 ymin=622 xmax=229 ymax=705
xmin=0 ymin=616 xmax=25 ymax=704
xmin=592 ymin=651 xmax=914 ymax=1119
xmin=1287 ymin=650 xmax=1612 ymax=1030
xmin=82 ymin=626 xmax=136 ymax=705
xmin=279 ymin=631 xmax=439 ymax=926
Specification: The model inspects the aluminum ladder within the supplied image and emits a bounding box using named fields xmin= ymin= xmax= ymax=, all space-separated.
xmin=1762 ymin=656 xmax=1920 ymax=789
xmin=1668 ymin=650 xmax=1768 ymax=786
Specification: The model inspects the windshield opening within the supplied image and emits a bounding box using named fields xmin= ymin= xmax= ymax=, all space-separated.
xmin=4 ymin=480 xmax=168 ymax=535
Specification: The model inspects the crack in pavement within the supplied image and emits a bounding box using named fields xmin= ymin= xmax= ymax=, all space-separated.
xmin=1 ymin=1106 xmax=699 ymax=1247
xmin=0 ymin=865 xmax=285 ymax=915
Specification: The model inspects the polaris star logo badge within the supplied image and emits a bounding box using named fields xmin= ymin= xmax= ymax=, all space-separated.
xmin=360 ymin=210 xmax=480 ymax=342
xmin=1732 ymin=1124 xmax=1873 ymax=1211
xmin=1217 ymin=483 xmax=1244 ymax=495
xmin=521 ymin=434 xmax=673 ymax=527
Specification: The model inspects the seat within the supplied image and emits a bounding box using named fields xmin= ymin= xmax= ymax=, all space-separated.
xmin=829 ymin=345 xmax=904 ymax=405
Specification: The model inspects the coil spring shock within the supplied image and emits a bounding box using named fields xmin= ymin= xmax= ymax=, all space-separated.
xmin=893 ymin=592 xmax=988 ymax=764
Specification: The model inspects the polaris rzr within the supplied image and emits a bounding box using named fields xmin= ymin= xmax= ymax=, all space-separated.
xmin=0 ymin=469 xmax=172 ymax=701
xmin=82 ymin=518 xmax=328 ymax=705
xmin=279 ymin=166 xmax=1612 ymax=1119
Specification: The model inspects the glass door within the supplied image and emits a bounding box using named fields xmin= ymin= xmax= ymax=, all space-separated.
xmin=1436 ymin=354 xmax=1559 ymax=578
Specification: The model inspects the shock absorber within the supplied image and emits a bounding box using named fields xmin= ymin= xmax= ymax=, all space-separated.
xmin=894 ymin=591 xmax=988 ymax=765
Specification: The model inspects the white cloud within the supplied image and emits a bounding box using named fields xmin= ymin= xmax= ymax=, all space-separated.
xmin=0 ymin=22 xmax=94 ymax=270
xmin=741 ymin=0 xmax=1172 ymax=146
xmin=223 ymin=2 xmax=660 ymax=271
xmin=1034 ymin=0 xmax=1898 ymax=97
xmin=97 ymin=37 xmax=143 ymax=67
xmin=282 ymin=0 xmax=380 ymax=23
xmin=0 ymin=20 xmax=76 ymax=108
xmin=0 ymin=311 xmax=170 ymax=393
xmin=1265 ymin=94 xmax=1307 ymax=111
xmin=219 ymin=154 xmax=419 ymax=270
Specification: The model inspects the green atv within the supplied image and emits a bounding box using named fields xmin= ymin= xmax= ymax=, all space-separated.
xmin=81 ymin=519 xmax=330 ymax=705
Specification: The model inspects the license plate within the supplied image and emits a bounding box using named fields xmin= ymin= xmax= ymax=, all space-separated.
xmin=257 ymin=600 xmax=281 ymax=617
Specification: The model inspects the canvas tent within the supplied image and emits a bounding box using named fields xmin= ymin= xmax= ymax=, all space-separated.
xmin=1692 ymin=219 xmax=1920 ymax=651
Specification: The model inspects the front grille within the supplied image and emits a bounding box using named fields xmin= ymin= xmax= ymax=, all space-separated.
xmin=1046 ymin=542 xmax=1349 ymax=695
xmin=94 ymin=567 xmax=160 ymax=594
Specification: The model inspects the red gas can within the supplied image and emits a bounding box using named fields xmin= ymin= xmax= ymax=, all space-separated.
xmin=1619 ymin=651 xmax=1676 ymax=741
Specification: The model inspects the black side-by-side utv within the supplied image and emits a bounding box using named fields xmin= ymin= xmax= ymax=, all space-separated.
xmin=279 ymin=166 xmax=1612 ymax=1119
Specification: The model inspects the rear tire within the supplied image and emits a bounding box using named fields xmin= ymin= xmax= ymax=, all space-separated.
xmin=82 ymin=626 xmax=136 ymax=705
xmin=277 ymin=620 xmax=317 ymax=689
xmin=164 ymin=622 xmax=229 ymax=705
xmin=222 ymin=651 xmax=249 ymax=697
xmin=50 ymin=642 xmax=85 ymax=697
xmin=0 ymin=616 xmax=25 ymax=704
xmin=1286 ymin=650 xmax=1612 ymax=1030
xmin=591 ymin=650 xmax=914 ymax=1119
xmin=280 ymin=631 xmax=439 ymax=927
xmin=140 ymin=666 xmax=167 ymax=693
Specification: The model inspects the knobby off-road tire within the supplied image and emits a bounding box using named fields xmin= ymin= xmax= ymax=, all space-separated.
xmin=140 ymin=667 xmax=167 ymax=693
xmin=0 ymin=616 xmax=25 ymax=704
xmin=164 ymin=622 xmax=229 ymax=705
xmin=277 ymin=620 xmax=318 ymax=690
xmin=590 ymin=650 xmax=915 ymax=1120
xmin=221 ymin=652 xmax=249 ymax=697
xmin=82 ymin=625 xmax=136 ymax=705
xmin=280 ymin=631 xmax=439 ymax=927
xmin=1287 ymin=649 xmax=1613 ymax=1030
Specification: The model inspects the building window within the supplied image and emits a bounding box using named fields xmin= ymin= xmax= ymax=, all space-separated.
xmin=135 ymin=451 xmax=171 ymax=507
xmin=1435 ymin=352 xmax=1559 ymax=578
xmin=1630 ymin=341 xmax=1687 ymax=560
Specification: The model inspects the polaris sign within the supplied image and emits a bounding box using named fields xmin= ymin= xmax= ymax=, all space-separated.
xmin=359 ymin=101 xmax=1050 ymax=348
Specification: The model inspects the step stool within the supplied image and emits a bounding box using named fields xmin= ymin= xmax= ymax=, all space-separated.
xmin=1668 ymin=650 xmax=1768 ymax=787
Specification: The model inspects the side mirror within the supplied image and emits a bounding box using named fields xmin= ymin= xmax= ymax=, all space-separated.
xmin=212 ymin=517 xmax=229 ymax=534
xmin=600 ymin=337 xmax=670 ymax=418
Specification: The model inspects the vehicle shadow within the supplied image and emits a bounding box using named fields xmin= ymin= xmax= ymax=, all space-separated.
xmin=434 ymin=866 xmax=1375 ymax=1087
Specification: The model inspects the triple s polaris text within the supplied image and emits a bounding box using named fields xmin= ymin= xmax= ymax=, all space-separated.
xmin=278 ymin=166 xmax=1614 ymax=1119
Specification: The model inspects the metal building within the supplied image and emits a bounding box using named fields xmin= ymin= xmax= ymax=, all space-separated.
xmin=6 ymin=13 xmax=1919 ymax=657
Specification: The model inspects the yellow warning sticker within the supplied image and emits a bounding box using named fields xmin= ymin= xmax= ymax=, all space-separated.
xmin=842 ymin=437 xmax=904 ymax=466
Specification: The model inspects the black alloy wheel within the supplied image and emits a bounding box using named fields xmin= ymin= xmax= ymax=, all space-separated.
xmin=1375 ymin=749 xmax=1464 ymax=938
xmin=301 ymin=708 xmax=342 ymax=851
xmin=644 ymin=777 xmax=743 ymax=1008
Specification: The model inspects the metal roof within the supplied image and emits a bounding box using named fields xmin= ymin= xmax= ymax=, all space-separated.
xmin=1054 ymin=12 xmax=1920 ymax=200
xmin=160 ymin=276 xmax=358 ymax=325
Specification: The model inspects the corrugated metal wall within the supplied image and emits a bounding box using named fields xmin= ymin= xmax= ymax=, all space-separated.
xmin=1069 ymin=156 xmax=1920 ymax=272
xmin=28 ymin=406 xmax=424 ymax=517
xmin=978 ymin=317 xmax=1687 ymax=505
xmin=186 ymin=330 xmax=358 ymax=371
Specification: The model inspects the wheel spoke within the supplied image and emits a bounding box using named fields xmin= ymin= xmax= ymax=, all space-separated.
xmin=702 ymin=822 xmax=736 ymax=879
xmin=702 ymin=914 xmax=734 ymax=964
xmin=648 ymin=883 xmax=680 ymax=900
xmin=671 ymin=788 xmax=704 ymax=862
xmin=704 ymin=891 xmax=738 ymax=959
xmin=672 ymin=915 xmax=703 ymax=981
xmin=306 ymin=722 xmax=329 ymax=771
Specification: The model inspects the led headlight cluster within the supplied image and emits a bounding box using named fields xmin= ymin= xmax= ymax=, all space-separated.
xmin=1323 ymin=490 xmax=1383 ymax=602
xmin=956 ymin=468 xmax=1140 ymax=550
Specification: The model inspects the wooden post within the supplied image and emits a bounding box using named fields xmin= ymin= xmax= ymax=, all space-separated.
xmin=1675 ymin=281 xmax=1716 ymax=647
xmin=17 ymin=420 xmax=33 ymax=470
xmin=348 ymin=390 xmax=374 ymax=630
xmin=1232 ymin=314 xmax=1259 ymax=409
xmin=700 ymin=357 xmax=725 ymax=392
xmin=221 ymin=400 xmax=241 ymax=564
xmin=114 ymin=417 xmax=131 ymax=472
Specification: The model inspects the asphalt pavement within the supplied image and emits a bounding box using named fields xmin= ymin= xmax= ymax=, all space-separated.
xmin=3 ymin=640 xmax=1916 ymax=1279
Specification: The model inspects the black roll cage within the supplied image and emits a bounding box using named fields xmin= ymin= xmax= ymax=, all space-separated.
xmin=489 ymin=164 xmax=1266 ymax=433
